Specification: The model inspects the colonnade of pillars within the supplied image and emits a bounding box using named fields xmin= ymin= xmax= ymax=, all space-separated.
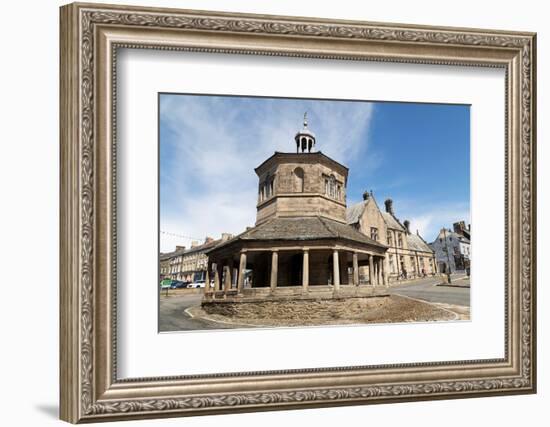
xmin=205 ymin=249 xmax=388 ymax=295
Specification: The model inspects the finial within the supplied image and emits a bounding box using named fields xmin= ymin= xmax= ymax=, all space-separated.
xmin=303 ymin=111 xmax=308 ymax=128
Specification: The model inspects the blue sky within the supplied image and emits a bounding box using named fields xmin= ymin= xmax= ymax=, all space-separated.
xmin=159 ymin=94 xmax=470 ymax=252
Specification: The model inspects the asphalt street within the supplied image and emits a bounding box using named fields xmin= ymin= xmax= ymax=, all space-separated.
xmin=159 ymin=293 xmax=233 ymax=332
xmin=389 ymin=276 xmax=470 ymax=307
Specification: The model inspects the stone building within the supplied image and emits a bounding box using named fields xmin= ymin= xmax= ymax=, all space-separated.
xmin=430 ymin=224 xmax=471 ymax=273
xmin=347 ymin=193 xmax=437 ymax=282
xmin=160 ymin=234 xmax=232 ymax=283
xmin=159 ymin=252 xmax=172 ymax=280
xmin=204 ymin=115 xmax=389 ymax=301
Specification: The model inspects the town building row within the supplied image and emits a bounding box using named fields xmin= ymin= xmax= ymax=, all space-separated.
xmin=160 ymin=233 xmax=233 ymax=283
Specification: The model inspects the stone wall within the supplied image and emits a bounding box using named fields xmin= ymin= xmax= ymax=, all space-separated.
xmin=202 ymin=295 xmax=390 ymax=321
xmin=256 ymin=158 xmax=348 ymax=224
xmin=358 ymin=198 xmax=387 ymax=244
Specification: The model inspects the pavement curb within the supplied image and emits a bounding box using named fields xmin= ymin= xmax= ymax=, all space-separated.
xmin=435 ymin=283 xmax=470 ymax=289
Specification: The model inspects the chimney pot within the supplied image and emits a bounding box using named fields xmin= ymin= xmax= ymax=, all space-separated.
xmin=384 ymin=198 xmax=394 ymax=215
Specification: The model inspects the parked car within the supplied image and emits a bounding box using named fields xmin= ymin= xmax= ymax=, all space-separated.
xmin=187 ymin=280 xmax=205 ymax=288
xmin=170 ymin=280 xmax=187 ymax=289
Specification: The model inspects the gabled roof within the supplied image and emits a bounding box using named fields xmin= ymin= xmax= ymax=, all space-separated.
xmin=406 ymin=233 xmax=434 ymax=253
xmin=346 ymin=198 xmax=406 ymax=232
xmin=208 ymin=216 xmax=387 ymax=253
xmin=346 ymin=200 xmax=366 ymax=225
xmin=380 ymin=211 xmax=406 ymax=232
xmin=432 ymin=229 xmax=471 ymax=245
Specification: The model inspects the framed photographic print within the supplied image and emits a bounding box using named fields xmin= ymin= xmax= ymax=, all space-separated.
xmin=60 ymin=2 xmax=537 ymax=423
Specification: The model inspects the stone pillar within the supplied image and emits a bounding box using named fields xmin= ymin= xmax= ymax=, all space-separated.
xmin=333 ymin=249 xmax=340 ymax=290
xmin=237 ymin=251 xmax=247 ymax=292
xmin=383 ymin=256 xmax=389 ymax=286
xmin=377 ymin=257 xmax=383 ymax=286
xmin=352 ymin=252 xmax=359 ymax=286
xmin=223 ymin=264 xmax=232 ymax=292
xmin=204 ymin=262 xmax=211 ymax=294
xmin=369 ymin=255 xmax=375 ymax=286
xmin=302 ymin=249 xmax=309 ymax=292
xmin=213 ymin=262 xmax=221 ymax=292
xmin=270 ymin=251 xmax=278 ymax=291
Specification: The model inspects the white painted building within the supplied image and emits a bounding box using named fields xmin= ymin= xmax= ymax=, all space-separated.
xmin=429 ymin=227 xmax=471 ymax=273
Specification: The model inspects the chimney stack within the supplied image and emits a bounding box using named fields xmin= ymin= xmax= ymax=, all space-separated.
xmin=453 ymin=221 xmax=466 ymax=235
xmin=362 ymin=190 xmax=370 ymax=201
xmin=221 ymin=233 xmax=233 ymax=241
xmin=384 ymin=198 xmax=394 ymax=216
xmin=404 ymin=220 xmax=410 ymax=234
xmin=175 ymin=245 xmax=186 ymax=251
xmin=204 ymin=236 xmax=214 ymax=244
xmin=191 ymin=241 xmax=199 ymax=248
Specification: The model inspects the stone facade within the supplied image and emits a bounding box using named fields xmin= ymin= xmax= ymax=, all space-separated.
xmin=160 ymin=234 xmax=232 ymax=283
xmin=204 ymin=116 xmax=389 ymax=302
xmin=255 ymin=153 xmax=348 ymax=225
xmin=347 ymin=193 xmax=437 ymax=282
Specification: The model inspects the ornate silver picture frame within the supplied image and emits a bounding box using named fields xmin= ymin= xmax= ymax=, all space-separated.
xmin=60 ymin=2 xmax=536 ymax=423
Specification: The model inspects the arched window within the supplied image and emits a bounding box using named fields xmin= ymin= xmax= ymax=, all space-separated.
xmin=294 ymin=167 xmax=304 ymax=192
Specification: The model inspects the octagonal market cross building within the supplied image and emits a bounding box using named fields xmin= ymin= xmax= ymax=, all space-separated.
xmin=204 ymin=115 xmax=389 ymax=301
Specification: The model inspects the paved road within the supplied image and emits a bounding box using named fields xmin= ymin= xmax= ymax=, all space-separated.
xmin=159 ymin=293 xmax=233 ymax=332
xmin=389 ymin=276 xmax=470 ymax=307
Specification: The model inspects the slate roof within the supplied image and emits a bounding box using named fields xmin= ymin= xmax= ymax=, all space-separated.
xmin=209 ymin=216 xmax=387 ymax=252
xmin=346 ymin=201 xmax=366 ymax=225
xmin=380 ymin=212 xmax=406 ymax=232
xmin=432 ymin=229 xmax=471 ymax=245
xmin=406 ymin=233 xmax=434 ymax=253
xmin=161 ymin=238 xmax=223 ymax=260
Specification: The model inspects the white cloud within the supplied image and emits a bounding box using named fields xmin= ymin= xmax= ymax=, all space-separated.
xmin=393 ymin=201 xmax=471 ymax=243
xmin=159 ymin=95 xmax=376 ymax=252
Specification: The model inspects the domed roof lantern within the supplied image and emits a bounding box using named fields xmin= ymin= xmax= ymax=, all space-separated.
xmin=294 ymin=112 xmax=316 ymax=153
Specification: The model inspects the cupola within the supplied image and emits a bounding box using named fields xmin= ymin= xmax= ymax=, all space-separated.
xmin=294 ymin=112 xmax=316 ymax=153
